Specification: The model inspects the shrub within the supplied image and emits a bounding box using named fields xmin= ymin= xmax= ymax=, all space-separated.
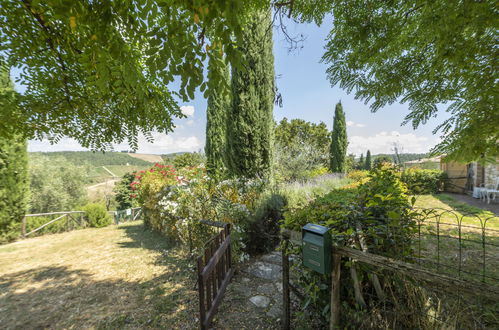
xmin=307 ymin=167 xmax=329 ymax=178
xmin=401 ymin=168 xmax=447 ymax=194
xmin=243 ymin=191 xmax=287 ymax=255
xmin=136 ymin=163 xmax=271 ymax=261
xmin=347 ymin=169 xmax=369 ymax=182
xmin=83 ymin=203 xmax=112 ymax=228
xmin=0 ymin=134 xmax=29 ymax=243
xmin=281 ymin=165 xmax=416 ymax=326
xmin=114 ymin=172 xmax=139 ymax=210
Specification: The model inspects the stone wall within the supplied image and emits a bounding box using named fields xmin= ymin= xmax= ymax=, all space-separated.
xmin=484 ymin=162 xmax=499 ymax=187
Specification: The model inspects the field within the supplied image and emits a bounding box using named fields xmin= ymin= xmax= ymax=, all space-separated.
xmin=0 ymin=221 xmax=198 ymax=329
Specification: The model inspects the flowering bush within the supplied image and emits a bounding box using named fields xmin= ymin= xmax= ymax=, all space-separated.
xmin=134 ymin=163 xmax=269 ymax=261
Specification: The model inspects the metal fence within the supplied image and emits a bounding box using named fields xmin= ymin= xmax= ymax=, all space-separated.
xmin=281 ymin=208 xmax=499 ymax=329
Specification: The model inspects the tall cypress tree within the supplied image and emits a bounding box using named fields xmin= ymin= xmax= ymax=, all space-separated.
xmin=365 ymin=150 xmax=372 ymax=170
xmin=0 ymin=67 xmax=29 ymax=242
xmin=329 ymin=102 xmax=348 ymax=172
xmin=205 ymin=55 xmax=230 ymax=179
xmin=227 ymin=8 xmax=275 ymax=179
xmin=359 ymin=153 xmax=364 ymax=169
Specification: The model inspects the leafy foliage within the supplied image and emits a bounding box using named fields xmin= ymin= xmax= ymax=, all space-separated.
xmin=365 ymin=150 xmax=372 ymax=170
xmin=0 ymin=134 xmax=29 ymax=242
xmin=0 ymin=68 xmax=29 ymax=243
xmin=227 ymin=8 xmax=274 ymax=179
xmin=401 ymin=168 xmax=447 ymax=194
xmin=172 ymin=152 xmax=205 ymax=169
xmin=0 ymin=0 xmax=271 ymax=149
xmin=205 ymin=55 xmax=230 ymax=180
xmin=274 ymin=118 xmax=330 ymax=181
xmin=329 ymin=102 xmax=347 ymax=172
xmin=114 ymin=172 xmax=138 ymax=210
xmin=29 ymin=154 xmax=88 ymax=213
xmin=83 ymin=203 xmax=112 ymax=228
xmin=373 ymin=155 xmax=393 ymax=168
xmin=282 ymin=166 xmax=416 ymax=326
xmin=136 ymin=163 xmax=276 ymax=260
xmin=318 ymin=0 xmax=498 ymax=161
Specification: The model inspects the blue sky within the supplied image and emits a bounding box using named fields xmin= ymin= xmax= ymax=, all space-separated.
xmin=28 ymin=19 xmax=448 ymax=156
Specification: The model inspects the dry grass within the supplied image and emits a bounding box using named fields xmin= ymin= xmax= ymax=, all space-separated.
xmin=0 ymin=221 xmax=199 ymax=329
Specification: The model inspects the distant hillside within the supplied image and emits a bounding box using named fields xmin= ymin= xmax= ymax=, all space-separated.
xmin=371 ymin=153 xmax=429 ymax=163
xmin=31 ymin=151 xmax=154 ymax=166
xmin=128 ymin=153 xmax=163 ymax=163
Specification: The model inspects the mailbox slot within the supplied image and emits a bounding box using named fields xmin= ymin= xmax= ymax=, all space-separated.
xmin=302 ymin=223 xmax=332 ymax=274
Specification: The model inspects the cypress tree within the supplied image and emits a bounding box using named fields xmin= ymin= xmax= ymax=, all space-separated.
xmin=227 ymin=8 xmax=275 ymax=179
xmin=329 ymin=102 xmax=348 ymax=172
xmin=0 ymin=67 xmax=29 ymax=242
xmin=205 ymin=55 xmax=230 ymax=179
xmin=359 ymin=153 xmax=364 ymax=169
xmin=365 ymin=150 xmax=372 ymax=170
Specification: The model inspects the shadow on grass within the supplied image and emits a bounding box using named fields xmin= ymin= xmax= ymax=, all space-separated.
xmin=433 ymin=193 xmax=499 ymax=219
xmin=0 ymin=223 xmax=199 ymax=329
xmin=116 ymin=222 xmax=176 ymax=252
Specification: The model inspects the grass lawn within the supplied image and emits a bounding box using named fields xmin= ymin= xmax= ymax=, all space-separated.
xmin=412 ymin=194 xmax=499 ymax=286
xmin=0 ymin=221 xmax=198 ymax=329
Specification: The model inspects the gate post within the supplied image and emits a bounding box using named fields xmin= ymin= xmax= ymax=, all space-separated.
xmin=330 ymin=252 xmax=341 ymax=329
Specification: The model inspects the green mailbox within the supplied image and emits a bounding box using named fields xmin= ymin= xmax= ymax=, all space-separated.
xmin=302 ymin=223 xmax=332 ymax=274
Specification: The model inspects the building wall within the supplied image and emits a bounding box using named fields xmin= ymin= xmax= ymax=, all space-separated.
xmin=484 ymin=162 xmax=499 ymax=187
xmin=441 ymin=161 xmax=468 ymax=193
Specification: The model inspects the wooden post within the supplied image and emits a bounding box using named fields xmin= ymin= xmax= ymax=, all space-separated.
xmin=330 ymin=253 xmax=341 ymax=330
xmin=21 ymin=217 xmax=26 ymax=237
xmin=197 ymin=256 xmax=206 ymax=330
xmin=282 ymin=238 xmax=290 ymax=330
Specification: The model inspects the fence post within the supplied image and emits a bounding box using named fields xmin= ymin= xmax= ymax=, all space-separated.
xmin=330 ymin=252 xmax=341 ymax=330
xmin=282 ymin=237 xmax=290 ymax=330
xmin=21 ymin=216 xmax=26 ymax=237
xmin=197 ymin=256 xmax=206 ymax=330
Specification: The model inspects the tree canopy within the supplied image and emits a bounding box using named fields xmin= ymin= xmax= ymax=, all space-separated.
xmin=317 ymin=0 xmax=498 ymax=162
xmin=1 ymin=1 xmax=496 ymax=160
xmin=329 ymin=102 xmax=347 ymax=172
xmin=0 ymin=0 xmax=269 ymax=149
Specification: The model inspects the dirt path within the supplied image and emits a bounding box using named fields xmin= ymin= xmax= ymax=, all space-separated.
xmin=0 ymin=222 xmax=199 ymax=329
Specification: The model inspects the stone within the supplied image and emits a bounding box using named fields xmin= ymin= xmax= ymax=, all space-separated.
xmin=246 ymin=262 xmax=282 ymax=281
xmin=256 ymin=283 xmax=276 ymax=295
xmin=275 ymin=282 xmax=283 ymax=293
xmin=260 ymin=253 xmax=282 ymax=265
xmin=240 ymin=277 xmax=250 ymax=283
xmin=249 ymin=295 xmax=270 ymax=308
xmin=233 ymin=283 xmax=252 ymax=297
xmin=266 ymin=304 xmax=282 ymax=318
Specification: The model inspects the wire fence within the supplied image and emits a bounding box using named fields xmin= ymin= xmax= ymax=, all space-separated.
xmin=281 ymin=207 xmax=499 ymax=329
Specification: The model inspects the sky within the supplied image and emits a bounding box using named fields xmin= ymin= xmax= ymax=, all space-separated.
xmin=27 ymin=18 xmax=450 ymax=156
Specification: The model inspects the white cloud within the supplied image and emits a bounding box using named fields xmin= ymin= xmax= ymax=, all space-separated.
xmin=180 ymin=105 xmax=195 ymax=117
xmin=346 ymin=121 xmax=366 ymax=128
xmin=186 ymin=119 xmax=195 ymax=126
xmin=348 ymin=131 xmax=438 ymax=155
xmin=29 ymin=132 xmax=202 ymax=154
